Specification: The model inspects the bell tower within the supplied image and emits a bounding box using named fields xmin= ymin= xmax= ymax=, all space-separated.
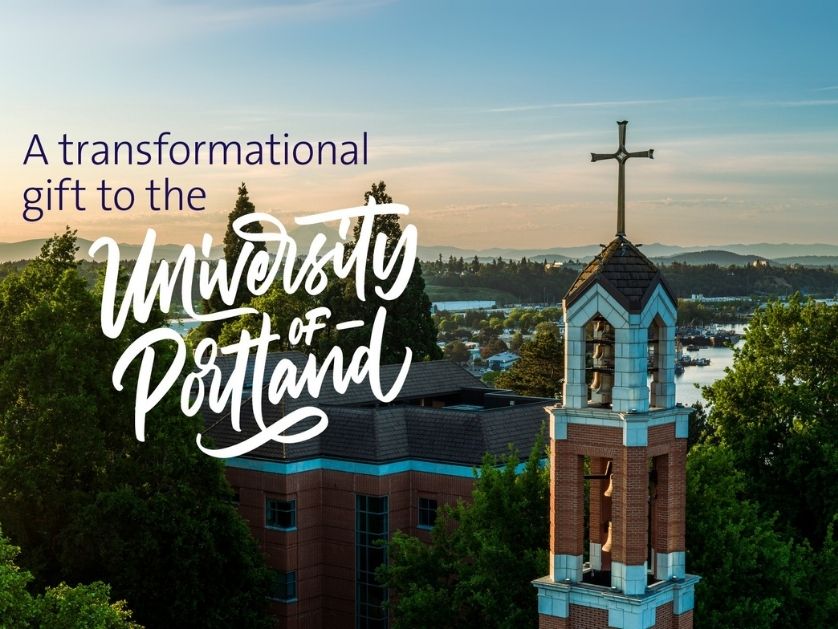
xmin=534 ymin=122 xmax=699 ymax=629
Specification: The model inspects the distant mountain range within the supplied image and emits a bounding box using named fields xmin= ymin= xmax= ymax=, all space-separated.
xmin=414 ymin=243 xmax=838 ymax=268
xmin=651 ymin=250 xmax=765 ymax=266
xmin=1 ymin=235 xmax=836 ymax=268
xmin=413 ymin=242 xmax=838 ymax=263
xmin=0 ymin=237 xmax=224 ymax=263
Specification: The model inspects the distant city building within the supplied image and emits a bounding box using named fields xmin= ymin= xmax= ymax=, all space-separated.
xmin=464 ymin=341 xmax=481 ymax=362
xmin=487 ymin=351 xmax=520 ymax=371
xmin=544 ymin=260 xmax=586 ymax=271
xmin=688 ymin=294 xmax=751 ymax=303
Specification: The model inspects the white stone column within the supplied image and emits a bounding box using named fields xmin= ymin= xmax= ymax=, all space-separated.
xmin=653 ymin=324 xmax=676 ymax=409
xmin=563 ymin=323 xmax=587 ymax=408
xmin=612 ymin=326 xmax=649 ymax=413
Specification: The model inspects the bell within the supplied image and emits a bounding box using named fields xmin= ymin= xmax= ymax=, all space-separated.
xmin=604 ymin=473 xmax=613 ymax=497
xmin=591 ymin=372 xmax=602 ymax=390
xmin=602 ymin=522 xmax=613 ymax=553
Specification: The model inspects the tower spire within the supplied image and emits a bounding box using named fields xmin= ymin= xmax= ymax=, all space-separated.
xmin=591 ymin=120 xmax=654 ymax=237
xmin=535 ymin=122 xmax=699 ymax=629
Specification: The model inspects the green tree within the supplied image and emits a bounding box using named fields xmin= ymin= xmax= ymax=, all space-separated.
xmin=509 ymin=331 xmax=524 ymax=353
xmin=340 ymin=181 xmax=441 ymax=363
xmin=480 ymin=337 xmax=508 ymax=360
xmin=443 ymin=340 xmax=470 ymax=364
xmin=690 ymin=296 xmax=838 ymax=627
xmin=481 ymin=370 xmax=501 ymax=387
xmin=0 ymin=229 xmax=272 ymax=628
xmin=194 ymin=183 xmax=266 ymax=341
xmin=495 ymin=323 xmax=562 ymax=398
xmin=380 ymin=434 xmax=548 ymax=629
xmin=218 ymin=277 xmax=317 ymax=351
xmin=438 ymin=318 xmax=457 ymax=335
xmin=686 ymin=445 xmax=804 ymax=629
xmin=0 ymin=528 xmax=139 ymax=628
xmin=0 ymin=528 xmax=36 ymax=628
xmin=677 ymin=299 xmax=713 ymax=326
xmin=703 ymin=296 xmax=837 ymax=546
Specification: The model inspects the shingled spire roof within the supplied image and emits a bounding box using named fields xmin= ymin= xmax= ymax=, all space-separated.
xmin=564 ymin=235 xmax=675 ymax=313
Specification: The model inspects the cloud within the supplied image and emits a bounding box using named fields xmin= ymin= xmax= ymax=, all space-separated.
xmin=642 ymin=196 xmax=743 ymax=207
xmin=186 ymin=0 xmax=394 ymax=27
xmin=2 ymin=0 xmax=392 ymax=48
xmin=766 ymin=99 xmax=838 ymax=107
xmin=486 ymin=97 xmax=716 ymax=114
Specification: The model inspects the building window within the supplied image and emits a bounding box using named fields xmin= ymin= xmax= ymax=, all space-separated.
xmin=269 ymin=570 xmax=297 ymax=603
xmin=356 ymin=495 xmax=389 ymax=629
xmin=266 ymin=498 xmax=296 ymax=530
xmin=418 ymin=497 xmax=438 ymax=529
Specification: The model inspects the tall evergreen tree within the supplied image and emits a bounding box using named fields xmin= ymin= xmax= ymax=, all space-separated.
xmin=194 ymin=183 xmax=266 ymax=341
xmin=0 ymin=228 xmax=272 ymax=628
xmin=223 ymin=183 xmax=266 ymax=307
xmin=340 ymin=181 xmax=441 ymax=363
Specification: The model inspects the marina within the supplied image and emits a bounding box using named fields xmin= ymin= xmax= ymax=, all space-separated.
xmin=673 ymin=324 xmax=747 ymax=406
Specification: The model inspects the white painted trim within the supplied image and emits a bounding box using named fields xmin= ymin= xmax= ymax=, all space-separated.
xmin=551 ymin=553 xmax=584 ymax=583
xmin=565 ymin=284 xmax=630 ymax=329
xmin=533 ymin=574 xmax=700 ymax=627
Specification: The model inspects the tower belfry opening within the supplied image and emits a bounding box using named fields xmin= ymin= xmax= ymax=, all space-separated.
xmin=534 ymin=121 xmax=699 ymax=629
xmin=588 ymin=315 xmax=615 ymax=407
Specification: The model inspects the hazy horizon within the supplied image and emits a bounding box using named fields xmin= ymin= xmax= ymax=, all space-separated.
xmin=1 ymin=227 xmax=836 ymax=252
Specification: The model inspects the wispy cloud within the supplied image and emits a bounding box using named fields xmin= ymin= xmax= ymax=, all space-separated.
xmin=643 ymin=196 xmax=744 ymax=207
xmin=486 ymin=97 xmax=716 ymax=114
xmin=768 ymin=99 xmax=838 ymax=107
xmin=190 ymin=0 xmax=394 ymax=27
xmin=2 ymin=0 xmax=392 ymax=48
xmin=814 ymin=85 xmax=838 ymax=92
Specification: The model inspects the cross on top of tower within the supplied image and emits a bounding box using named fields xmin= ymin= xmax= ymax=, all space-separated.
xmin=591 ymin=120 xmax=654 ymax=237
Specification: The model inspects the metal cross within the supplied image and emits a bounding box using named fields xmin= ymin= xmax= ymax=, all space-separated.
xmin=591 ymin=120 xmax=654 ymax=237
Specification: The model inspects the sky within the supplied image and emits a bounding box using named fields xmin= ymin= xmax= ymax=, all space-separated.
xmin=1 ymin=0 xmax=837 ymax=249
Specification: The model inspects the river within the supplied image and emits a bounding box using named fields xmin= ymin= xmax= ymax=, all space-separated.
xmin=673 ymin=324 xmax=747 ymax=407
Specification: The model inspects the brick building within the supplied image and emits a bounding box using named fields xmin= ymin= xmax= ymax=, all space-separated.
xmin=203 ymin=356 xmax=552 ymax=628
xmin=533 ymin=235 xmax=700 ymax=628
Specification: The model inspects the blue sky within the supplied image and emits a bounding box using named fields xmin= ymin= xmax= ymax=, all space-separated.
xmin=2 ymin=0 xmax=837 ymax=248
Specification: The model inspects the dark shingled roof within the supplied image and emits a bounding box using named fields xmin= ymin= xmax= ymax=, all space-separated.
xmin=200 ymin=352 xmax=550 ymax=466
xmin=202 ymin=403 xmax=547 ymax=466
xmin=309 ymin=359 xmax=488 ymax=406
xmin=564 ymin=235 xmax=675 ymax=313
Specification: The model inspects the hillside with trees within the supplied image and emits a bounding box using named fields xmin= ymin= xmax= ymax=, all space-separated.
xmin=422 ymin=256 xmax=836 ymax=304
xmin=2 ymin=249 xmax=832 ymax=315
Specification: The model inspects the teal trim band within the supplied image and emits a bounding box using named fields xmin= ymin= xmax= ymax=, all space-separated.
xmin=226 ymin=456 xmax=538 ymax=478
